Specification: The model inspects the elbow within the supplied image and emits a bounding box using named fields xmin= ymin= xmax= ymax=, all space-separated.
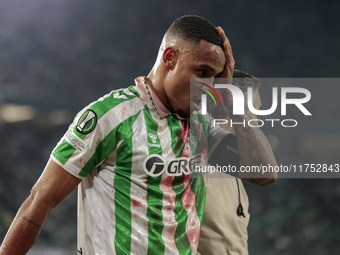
xmin=257 ymin=169 xmax=278 ymax=186
xmin=246 ymin=171 xmax=278 ymax=186
xmin=256 ymin=160 xmax=278 ymax=186
xmin=255 ymin=176 xmax=277 ymax=186
xmin=241 ymin=175 xmax=277 ymax=187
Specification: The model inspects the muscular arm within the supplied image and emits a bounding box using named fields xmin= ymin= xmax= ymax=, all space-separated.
xmin=209 ymin=122 xmax=277 ymax=186
xmin=216 ymin=92 xmax=277 ymax=186
xmin=0 ymin=159 xmax=81 ymax=255
xmin=215 ymin=26 xmax=277 ymax=186
xmin=216 ymin=89 xmax=277 ymax=185
xmin=232 ymin=114 xmax=277 ymax=186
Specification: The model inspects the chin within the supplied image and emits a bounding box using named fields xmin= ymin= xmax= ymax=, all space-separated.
xmin=176 ymin=109 xmax=190 ymax=119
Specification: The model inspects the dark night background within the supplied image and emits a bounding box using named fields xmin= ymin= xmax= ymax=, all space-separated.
xmin=0 ymin=0 xmax=339 ymax=254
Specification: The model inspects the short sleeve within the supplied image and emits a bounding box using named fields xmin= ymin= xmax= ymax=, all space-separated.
xmin=51 ymin=87 xmax=141 ymax=178
xmin=51 ymin=106 xmax=109 ymax=179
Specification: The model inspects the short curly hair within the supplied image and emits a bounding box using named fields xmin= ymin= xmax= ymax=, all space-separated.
xmin=165 ymin=15 xmax=223 ymax=48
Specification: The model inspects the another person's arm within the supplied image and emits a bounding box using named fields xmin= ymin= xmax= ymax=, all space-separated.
xmin=216 ymin=27 xmax=277 ymax=186
xmin=0 ymin=159 xmax=81 ymax=255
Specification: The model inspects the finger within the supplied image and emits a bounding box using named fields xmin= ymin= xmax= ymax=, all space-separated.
xmin=216 ymin=26 xmax=226 ymax=40
xmin=218 ymin=27 xmax=230 ymax=45
xmin=225 ymin=46 xmax=235 ymax=67
xmin=217 ymin=27 xmax=232 ymax=56
xmin=216 ymin=27 xmax=235 ymax=75
xmin=223 ymin=40 xmax=233 ymax=59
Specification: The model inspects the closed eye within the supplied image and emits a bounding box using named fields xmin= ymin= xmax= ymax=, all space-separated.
xmin=198 ymin=69 xmax=209 ymax=77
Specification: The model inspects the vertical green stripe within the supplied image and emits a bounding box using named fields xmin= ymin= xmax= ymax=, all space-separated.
xmin=114 ymin=112 xmax=141 ymax=255
xmin=114 ymin=134 xmax=132 ymax=255
xmin=188 ymin=117 xmax=208 ymax=225
xmin=192 ymin=113 xmax=211 ymax=138
xmin=143 ymin=106 xmax=165 ymax=255
xmin=78 ymin=112 xmax=141 ymax=177
xmin=166 ymin=115 xmax=191 ymax=255
xmin=144 ymin=106 xmax=163 ymax=156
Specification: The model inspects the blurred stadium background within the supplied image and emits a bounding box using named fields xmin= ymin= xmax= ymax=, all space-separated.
xmin=0 ymin=0 xmax=339 ymax=254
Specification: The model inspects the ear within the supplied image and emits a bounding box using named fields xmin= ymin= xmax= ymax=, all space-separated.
xmin=162 ymin=47 xmax=177 ymax=70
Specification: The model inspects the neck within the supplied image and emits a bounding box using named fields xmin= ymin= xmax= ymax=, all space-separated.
xmin=146 ymin=68 xmax=174 ymax=112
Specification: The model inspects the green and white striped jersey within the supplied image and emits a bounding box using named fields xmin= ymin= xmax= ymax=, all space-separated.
xmin=51 ymin=77 xmax=230 ymax=255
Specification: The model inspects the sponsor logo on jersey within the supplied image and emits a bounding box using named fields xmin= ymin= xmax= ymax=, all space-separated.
xmin=148 ymin=132 xmax=161 ymax=147
xmin=148 ymin=133 xmax=157 ymax=143
xmin=143 ymin=154 xmax=201 ymax=177
xmin=65 ymin=130 xmax=87 ymax=152
xmin=76 ymin=109 xmax=97 ymax=134
xmin=143 ymin=155 xmax=165 ymax=177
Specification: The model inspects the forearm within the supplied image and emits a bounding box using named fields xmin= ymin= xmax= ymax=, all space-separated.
xmin=0 ymin=195 xmax=52 ymax=255
xmin=232 ymin=115 xmax=278 ymax=186
xmin=0 ymin=160 xmax=81 ymax=254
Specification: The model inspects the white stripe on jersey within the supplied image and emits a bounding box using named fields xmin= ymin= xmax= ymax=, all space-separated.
xmin=130 ymin=111 xmax=149 ymax=255
xmin=77 ymin=167 xmax=117 ymax=254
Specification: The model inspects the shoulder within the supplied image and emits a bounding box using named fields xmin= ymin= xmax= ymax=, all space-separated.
xmin=73 ymin=86 xmax=144 ymax=137
xmin=81 ymin=86 xmax=143 ymax=120
xmin=87 ymin=86 xmax=141 ymax=113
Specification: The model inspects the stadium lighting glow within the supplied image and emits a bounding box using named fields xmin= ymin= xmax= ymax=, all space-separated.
xmin=0 ymin=104 xmax=37 ymax=123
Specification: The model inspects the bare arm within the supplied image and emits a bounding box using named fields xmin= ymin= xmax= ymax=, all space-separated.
xmin=216 ymin=27 xmax=277 ymax=186
xmin=217 ymin=107 xmax=277 ymax=186
xmin=0 ymin=159 xmax=82 ymax=255
xmin=232 ymin=114 xmax=277 ymax=186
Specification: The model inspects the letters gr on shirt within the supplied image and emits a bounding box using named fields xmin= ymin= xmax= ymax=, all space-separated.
xmin=143 ymin=154 xmax=202 ymax=177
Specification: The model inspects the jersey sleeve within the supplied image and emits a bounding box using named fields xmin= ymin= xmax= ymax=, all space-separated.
xmin=51 ymin=87 xmax=141 ymax=179
xmin=51 ymin=87 xmax=140 ymax=179
xmin=51 ymin=106 xmax=109 ymax=179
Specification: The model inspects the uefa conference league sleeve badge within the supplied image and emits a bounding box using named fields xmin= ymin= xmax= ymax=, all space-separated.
xmin=76 ymin=109 xmax=98 ymax=135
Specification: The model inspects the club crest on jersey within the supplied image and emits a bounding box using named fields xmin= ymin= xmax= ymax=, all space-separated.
xmin=76 ymin=110 xmax=97 ymax=134
xmin=143 ymin=154 xmax=201 ymax=177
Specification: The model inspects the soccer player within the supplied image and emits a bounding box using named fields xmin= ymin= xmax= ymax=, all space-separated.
xmin=197 ymin=70 xmax=263 ymax=255
xmin=0 ymin=16 xmax=276 ymax=255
